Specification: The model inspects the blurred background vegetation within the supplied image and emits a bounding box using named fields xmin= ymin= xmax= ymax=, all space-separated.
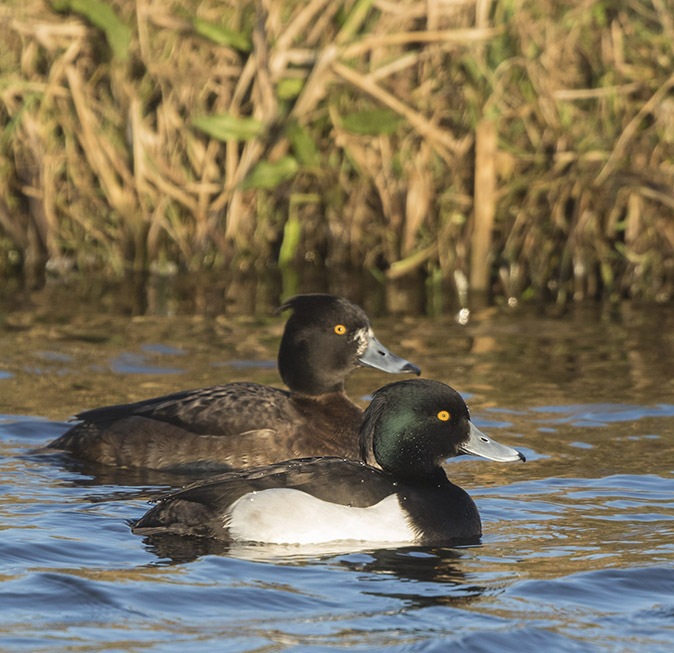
xmin=0 ymin=0 xmax=673 ymax=303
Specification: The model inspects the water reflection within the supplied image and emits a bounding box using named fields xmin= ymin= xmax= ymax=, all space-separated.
xmin=2 ymin=267 xmax=455 ymax=320
xmin=336 ymin=547 xmax=486 ymax=601
xmin=31 ymin=450 xmax=199 ymax=498
xmin=2 ymin=278 xmax=674 ymax=651
xmin=138 ymin=531 xmax=485 ymax=601
xmin=138 ymin=531 xmax=482 ymax=563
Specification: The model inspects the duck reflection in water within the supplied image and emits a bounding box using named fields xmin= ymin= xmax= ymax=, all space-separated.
xmin=139 ymin=534 xmax=486 ymax=605
xmin=138 ymin=533 xmax=488 ymax=613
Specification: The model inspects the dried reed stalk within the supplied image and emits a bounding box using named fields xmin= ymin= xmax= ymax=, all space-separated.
xmin=471 ymin=119 xmax=497 ymax=293
xmin=0 ymin=0 xmax=672 ymax=302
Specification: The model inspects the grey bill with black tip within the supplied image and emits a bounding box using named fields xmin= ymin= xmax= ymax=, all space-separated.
xmin=459 ymin=422 xmax=526 ymax=462
xmin=358 ymin=334 xmax=421 ymax=376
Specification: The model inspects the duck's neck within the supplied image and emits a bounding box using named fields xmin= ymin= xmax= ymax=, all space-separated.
xmin=373 ymin=427 xmax=451 ymax=483
xmin=278 ymin=336 xmax=350 ymax=396
xmin=290 ymin=392 xmax=364 ymax=458
xmin=285 ymin=376 xmax=346 ymax=396
xmin=290 ymin=389 xmax=356 ymax=410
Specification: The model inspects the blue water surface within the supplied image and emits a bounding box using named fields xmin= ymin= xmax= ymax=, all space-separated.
xmin=1 ymin=301 xmax=673 ymax=652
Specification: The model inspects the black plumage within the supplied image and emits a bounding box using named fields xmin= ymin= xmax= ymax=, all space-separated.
xmin=132 ymin=379 xmax=525 ymax=545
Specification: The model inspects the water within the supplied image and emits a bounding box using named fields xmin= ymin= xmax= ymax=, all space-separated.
xmin=1 ymin=281 xmax=673 ymax=651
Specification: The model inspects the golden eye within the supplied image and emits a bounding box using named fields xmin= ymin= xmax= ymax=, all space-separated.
xmin=437 ymin=410 xmax=450 ymax=421
xmin=334 ymin=324 xmax=347 ymax=335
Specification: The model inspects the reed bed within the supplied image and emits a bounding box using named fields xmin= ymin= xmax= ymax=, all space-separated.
xmin=0 ymin=0 xmax=672 ymax=302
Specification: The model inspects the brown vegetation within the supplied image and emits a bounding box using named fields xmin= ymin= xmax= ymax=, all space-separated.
xmin=0 ymin=0 xmax=673 ymax=302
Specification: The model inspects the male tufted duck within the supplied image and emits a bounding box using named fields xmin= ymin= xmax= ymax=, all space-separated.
xmin=132 ymin=379 xmax=525 ymax=545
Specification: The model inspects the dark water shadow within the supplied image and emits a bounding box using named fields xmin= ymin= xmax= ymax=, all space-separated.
xmin=135 ymin=531 xmax=488 ymax=606
xmin=339 ymin=546 xmax=490 ymax=607
xmin=136 ymin=531 xmax=234 ymax=563
xmin=137 ymin=527 xmax=476 ymax=568
xmin=25 ymin=449 xmax=197 ymax=500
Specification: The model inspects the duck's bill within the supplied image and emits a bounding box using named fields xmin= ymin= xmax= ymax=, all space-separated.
xmin=358 ymin=334 xmax=421 ymax=376
xmin=459 ymin=422 xmax=525 ymax=462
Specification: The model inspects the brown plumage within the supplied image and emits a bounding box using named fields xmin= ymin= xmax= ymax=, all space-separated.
xmin=47 ymin=294 xmax=420 ymax=472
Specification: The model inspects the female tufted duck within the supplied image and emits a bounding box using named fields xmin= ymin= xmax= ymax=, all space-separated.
xmin=47 ymin=295 xmax=420 ymax=472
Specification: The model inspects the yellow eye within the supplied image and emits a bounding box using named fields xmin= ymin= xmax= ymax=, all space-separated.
xmin=437 ymin=410 xmax=450 ymax=421
xmin=334 ymin=324 xmax=347 ymax=335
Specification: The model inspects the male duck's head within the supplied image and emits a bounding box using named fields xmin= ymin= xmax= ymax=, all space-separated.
xmin=360 ymin=379 xmax=525 ymax=481
xmin=278 ymin=294 xmax=420 ymax=395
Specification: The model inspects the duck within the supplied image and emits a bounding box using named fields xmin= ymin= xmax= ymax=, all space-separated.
xmin=47 ymin=294 xmax=420 ymax=473
xmin=132 ymin=378 xmax=525 ymax=545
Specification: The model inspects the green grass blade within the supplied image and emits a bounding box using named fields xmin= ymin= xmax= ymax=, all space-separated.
xmin=286 ymin=122 xmax=320 ymax=167
xmin=241 ymin=156 xmax=299 ymax=189
xmin=278 ymin=217 xmax=302 ymax=266
xmin=340 ymin=108 xmax=402 ymax=134
xmin=52 ymin=0 xmax=131 ymax=62
xmin=192 ymin=114 xmax=265 ymax=142
xmin=277 ymin=78 xmax=304 ymax=100
xmin=192 ymin=17 xmax=251 ymax=52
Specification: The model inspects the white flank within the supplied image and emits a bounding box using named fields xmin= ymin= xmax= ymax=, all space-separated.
xmin=226 ymin=489 xmax=417 ymax=545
